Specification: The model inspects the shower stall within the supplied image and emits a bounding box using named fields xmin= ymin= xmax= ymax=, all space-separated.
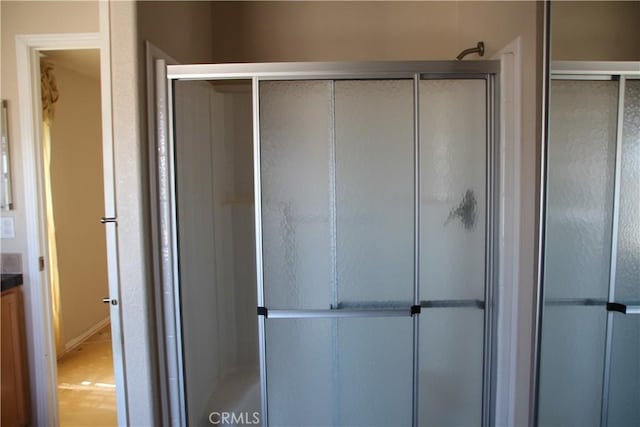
xmin=537 ymin=62 xmax=640 ymax=426
xmin=154 ymin=61 xmax=500 ymax=426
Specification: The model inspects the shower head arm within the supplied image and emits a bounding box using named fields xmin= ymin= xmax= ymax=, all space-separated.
xmin=456 ymin=41 xmax=485 ymax=61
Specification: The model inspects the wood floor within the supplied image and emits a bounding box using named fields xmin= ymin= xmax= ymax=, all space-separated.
xmin=57 ymin=325 xmax=117 ymax=426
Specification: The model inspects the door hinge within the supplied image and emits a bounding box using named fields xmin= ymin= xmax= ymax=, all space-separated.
xmin=39 ymin=256 xmax=45 ymax=272
xmin=102 ymin=297 xmax=118 ymax=306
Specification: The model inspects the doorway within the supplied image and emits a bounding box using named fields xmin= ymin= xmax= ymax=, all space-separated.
xmin=15 ymin=31 xmax=126 ymax=426
xmin=39 ymin=49 xmax=116 ymax=426
xmin=157 ymin=61 xmax=500 ymax=426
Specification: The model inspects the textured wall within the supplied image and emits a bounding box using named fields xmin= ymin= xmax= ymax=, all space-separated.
xmin=0 ymin=1 xmax=99 ymax=256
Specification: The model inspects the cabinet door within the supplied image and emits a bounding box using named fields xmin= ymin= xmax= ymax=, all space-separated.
xmin=1 ymin=288 xmax=29 ymax=427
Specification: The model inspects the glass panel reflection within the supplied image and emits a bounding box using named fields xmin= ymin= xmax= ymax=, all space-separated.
xmin=545 ymin=80 xmax=618 ymax=300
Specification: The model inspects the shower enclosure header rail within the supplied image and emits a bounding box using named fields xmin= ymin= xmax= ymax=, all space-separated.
xmin=551 ymin=61 xmax=640 ymax=77
xmin=167 ymin=60 xmax=500 ymax=81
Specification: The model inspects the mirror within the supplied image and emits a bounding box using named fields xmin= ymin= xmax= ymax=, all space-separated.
xmin=537 ymin=1 xmax=640 ymax=426
xmin=551 ymin=1 xmax=640 ymax=61
xmin=0 ymin=99 xmax=12 ymax=210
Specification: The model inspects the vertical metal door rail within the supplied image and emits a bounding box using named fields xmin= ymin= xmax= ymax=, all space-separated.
xmin=482 ymin=74 xmax=498 ymax=427
xmin=412 ymin=73 xmax=421 ymax=427
xmin=532 ymin=5 xmax=552 ymax=424
xmin=252 ymin=77 xmax=269 ymax=427
xmin=329 ymin=80 xmax=341 ymax=426
xmin=600 ymin=75 xmax=626 ymax=427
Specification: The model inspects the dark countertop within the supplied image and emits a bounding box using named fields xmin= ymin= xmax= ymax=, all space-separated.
xmin=1 ymin=273 xmax=23 ymax=292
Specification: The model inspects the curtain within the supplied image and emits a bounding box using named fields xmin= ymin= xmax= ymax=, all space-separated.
xmin=41 ymin=61 xmax=64 ymax=356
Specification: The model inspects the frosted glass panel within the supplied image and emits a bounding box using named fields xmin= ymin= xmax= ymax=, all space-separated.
xmin=608 ymin=316 xmax=640 ymax=427
xmin=419 ymin=308 xmax=484 ymax=426
xmin=335 ymin=80 xmax=414 ymax=304
xmin=608 ymin=80 xmax=640 ymax=427
xmin=260 ymin=81 xmax=332 ymax=309
xmin=419 ymin=80 xmax=486 ymax=301
xmin=338 ymin=317 xmax=413 ymax=426
xmin=615 ymin=80 xmax=640 ymax=301
xmin=265 ymin=317 xmax=412 ymax=427
xmin=538 ymin=306 xmax=607 ymax=427
xmin=265 ymin=318 xmax=333 ymax=427
xmin=174 ymin=80 xmax=258 ymax=425
xmin=545 ymin=80 xmax=618 ymax=299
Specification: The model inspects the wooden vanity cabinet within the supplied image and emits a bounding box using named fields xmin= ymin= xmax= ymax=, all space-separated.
xmin=1 ymin=286 xmax=30 ymax=427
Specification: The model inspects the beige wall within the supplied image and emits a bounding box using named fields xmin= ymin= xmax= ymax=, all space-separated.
xmin=211 ymin=1 xmax=536 ymax=62
xmin=46 ymin=60 xmax=109 ymax=349
xmin=0 ymin=1 xmax=99 ymax=256
xmin=209 ymin=2 xmax=541 ymax=423
xmin=137 ymin=1 xmax=213 ymax=64
xmin=552 ymin=1 xmax=640 ymax=61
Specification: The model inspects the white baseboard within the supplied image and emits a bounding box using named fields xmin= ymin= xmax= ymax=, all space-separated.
xmin=60 ymin=317 xmax=111 ymax=358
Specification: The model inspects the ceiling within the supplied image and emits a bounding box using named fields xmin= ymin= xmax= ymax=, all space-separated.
xmin=42 ymin=49 xmax=101 ymax=80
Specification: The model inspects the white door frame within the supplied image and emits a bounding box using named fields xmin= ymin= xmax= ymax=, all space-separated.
xmin=492 ymin=37 xmax=523 ymax=427
xmin=15 ymin=25 xmax=128 ymax=427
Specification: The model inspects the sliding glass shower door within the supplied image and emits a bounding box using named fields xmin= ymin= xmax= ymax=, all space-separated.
xmin=259 ymin=79 xmax=415 ymax=426
xmin=258 ymin=76 xmax=492 ymax=426
xmin=161 ymin=61 xmax=498 ymax=426
xmin=538 ymin=68 xmax=640 ymax=427
xmin=418 ymin=79 xmax=488 ymax=426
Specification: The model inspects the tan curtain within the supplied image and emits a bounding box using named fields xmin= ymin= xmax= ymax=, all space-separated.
xmin=41 ymin=61 xmax=64 ymax=356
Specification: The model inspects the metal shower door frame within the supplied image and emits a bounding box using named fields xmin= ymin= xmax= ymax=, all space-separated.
xmin=158 ymin=60 xmax=500 ymax=427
